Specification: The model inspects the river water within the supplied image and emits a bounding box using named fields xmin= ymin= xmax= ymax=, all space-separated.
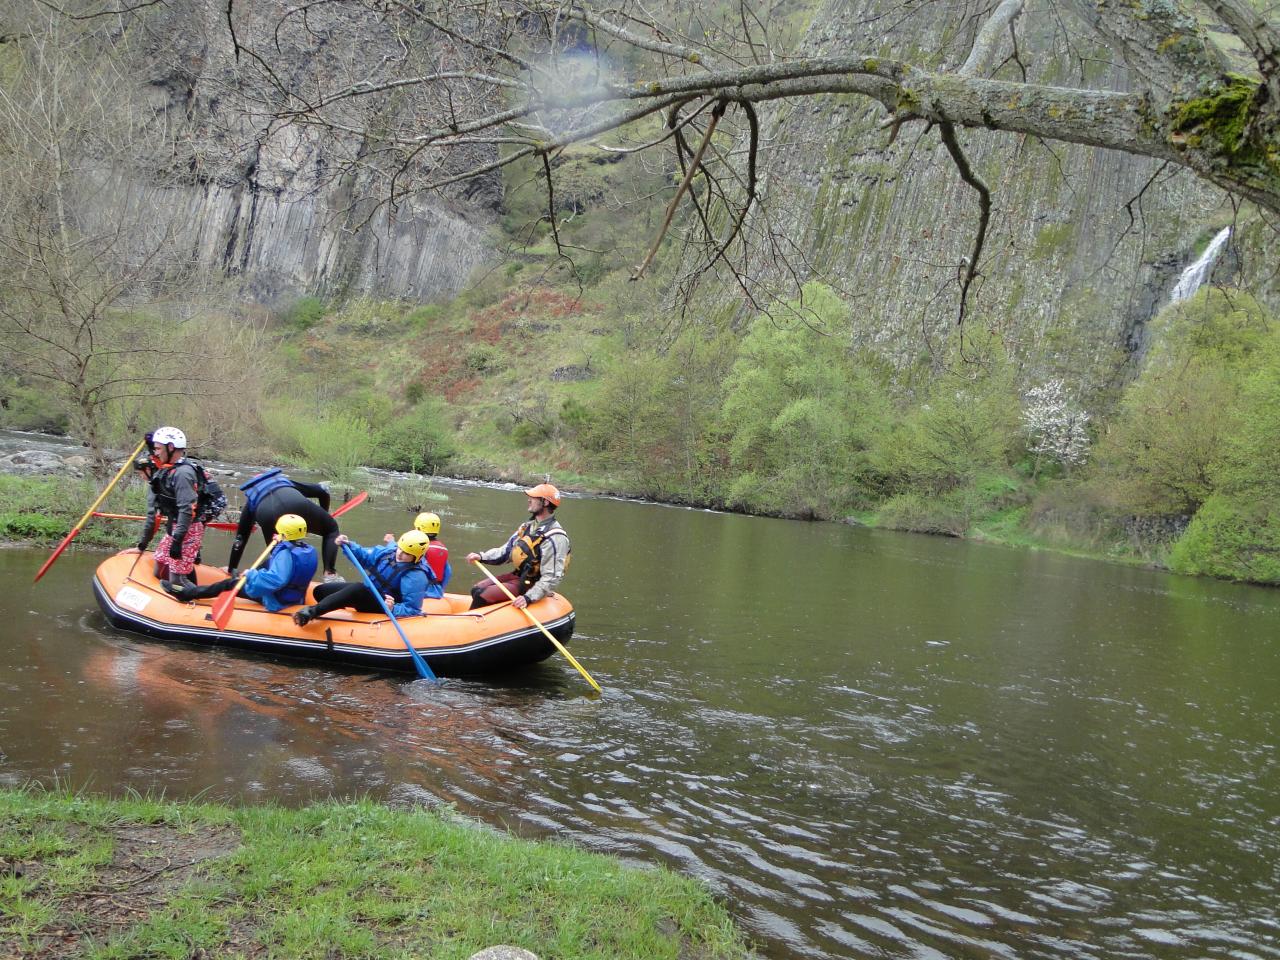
xmin=2 ymin=472 xmax=1278 ymax=959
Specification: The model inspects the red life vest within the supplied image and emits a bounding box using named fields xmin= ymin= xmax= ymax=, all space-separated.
xmin=424 ymin=539 xmax=448 ymax=583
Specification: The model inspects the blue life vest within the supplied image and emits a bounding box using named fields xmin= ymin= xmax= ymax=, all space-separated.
xmin=276 ymin=540 xmax=318 ymax=604
xmin=368 ymin=547 xmax=415 ymax=599
xmin=239 ymin=468 xmax=294 ymax=512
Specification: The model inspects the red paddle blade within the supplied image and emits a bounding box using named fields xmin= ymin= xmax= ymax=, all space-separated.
xmin=331 ymin=490 xmax=368 ymax=518
xmin=34 ymin=527 xmax=81 ymax=582
xmin=211 ymin=587 xmax=239 ymax=630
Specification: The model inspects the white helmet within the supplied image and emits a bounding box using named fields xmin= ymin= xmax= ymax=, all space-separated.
xmin=152 ymin=426 xmax=187 ymax=449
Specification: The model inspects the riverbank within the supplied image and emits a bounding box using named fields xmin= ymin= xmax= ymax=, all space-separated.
xmin=0 ymin=442 xmax=1176 ymax=579
xmin=0 ymin=786 xmax=753 ymax=959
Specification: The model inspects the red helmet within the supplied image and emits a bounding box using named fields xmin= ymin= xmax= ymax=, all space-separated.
xmin=523 ymin=483 xmax=561 ymax=507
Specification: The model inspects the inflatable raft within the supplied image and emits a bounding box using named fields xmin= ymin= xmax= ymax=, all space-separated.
xmin=92 ymin=550 xmax=575 ymax=676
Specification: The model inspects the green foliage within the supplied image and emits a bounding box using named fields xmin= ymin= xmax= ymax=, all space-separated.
xmin=875 ymin=333 xmax=1021 ymax=496
xmin=1094 ymin=288 xmax=1274 ymax=515
xmin=721 ymin=283 xmax=892 ymax=516
xmin=261 ymin=401 xmax=373 ymax=483
xmin=1169 ymin=339 xmax=1280 ymax=581
xmin=0 ymin=378 xmax=70 ymax=433
xmin=559 ymin=396 xmax=598 ymax=447
xmin=0 ymin=510 xmax=68 ymax=539
xmin=296 ymin=413 xmax=374 ymax=484
xmin=1168 ymin=495 xmax=1280 ymax=581
xmin=877 ymin=473 xmax=1027 ymax=537
xmin=406 ymin=303 xmax=444 ymax=328
xmin=370 ymin=402 xmax=456 ymax=473
xmin=283 ymin=296 xmax=327 ymax=331
xmin=0 ymin=473 xmax=146 ymax=546
xmin=464 ymin=343 xmax=504 ymax=374
xmin=511 ymin=419 xmax=550 ymax=446
xmin=581 ymin=325 xmax=735 ymax=499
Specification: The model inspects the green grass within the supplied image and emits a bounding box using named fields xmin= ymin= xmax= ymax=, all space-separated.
xmin=0 ymin=787 xmax=753 ymax=960
xmin=0 ymin=473 xmax=148 ymax=547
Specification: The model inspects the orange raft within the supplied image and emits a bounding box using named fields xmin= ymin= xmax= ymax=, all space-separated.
xmin=92 ymin=550 xmax=575 ymax=676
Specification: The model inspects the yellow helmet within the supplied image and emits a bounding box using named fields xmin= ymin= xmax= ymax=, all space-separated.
xmin=396 ymin=529 xmax=430 ymax=560
xmin=275 ymin=514 xmax=308 ymax=541
xmin=414 ymin=511 xmax=441 ymax=536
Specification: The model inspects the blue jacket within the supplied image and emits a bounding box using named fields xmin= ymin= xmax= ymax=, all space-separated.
xmin=345 ymin=541 xmax=429 ymax=618
xmin=244 ymin=540 xmax=318 ymax=612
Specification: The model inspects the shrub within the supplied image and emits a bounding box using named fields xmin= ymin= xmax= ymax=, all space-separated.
xmin=876 ymin=492 xmax=970 ymax=537
xmin=464 ymin=344 xmax=504 ymax=375
xmin=0 ymin=511 xmax=68 ymax=540
xmin=296 ymin=413 xmax=374 ymax=484
xmin=370 ymin=403 xmax=455 ymax=473
xmin=1169 ymin=495 xmax=1280 ymax=582
xmin=284 ymin=296 xmax=327 ymax=331
xmin=512 ymin=420 xmax=550 ymax=447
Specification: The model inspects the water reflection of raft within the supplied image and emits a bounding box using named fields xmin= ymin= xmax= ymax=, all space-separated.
xmin=92 ymin=550 xmax=575 ymax=676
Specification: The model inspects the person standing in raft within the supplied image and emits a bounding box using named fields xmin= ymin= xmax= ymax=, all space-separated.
xmin=465 ymin=484 xmax=570 ymax=610
xmin=124 ymin=427 xmax=209 ymax=593
xmin=230 ymin=468 xmax=342 ymax=582
xmin=172 ymin=514 xmax=318 ymax=611
xmin=382 ymin=511 xmax=451 ymax=598
xmin=292 ymin=531 xmax=431 ymax=627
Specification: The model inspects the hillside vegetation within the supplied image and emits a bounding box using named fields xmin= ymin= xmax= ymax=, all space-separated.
xmin=4 ymin=0 xmax=1280 ymax=584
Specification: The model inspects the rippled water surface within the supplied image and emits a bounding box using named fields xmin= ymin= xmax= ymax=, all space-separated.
xmin=3 ymin=475 xmax=1279 ymax=959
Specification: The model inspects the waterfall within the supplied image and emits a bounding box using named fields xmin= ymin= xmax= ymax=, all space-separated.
xmin=1169 ymin=226 xmax=1231 ymax=303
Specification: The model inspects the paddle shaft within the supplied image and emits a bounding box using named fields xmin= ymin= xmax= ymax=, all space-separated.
xmin=341 ymin=542 xmax=437 ymax=682
xmin=471 ymin=560 xmax=600 ymax=693
xmin=34 ymin=439 xmax=148 ymax=583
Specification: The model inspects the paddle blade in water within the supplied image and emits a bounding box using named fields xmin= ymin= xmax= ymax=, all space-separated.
xmin=34 ymin=528 xmax=80 ymax=583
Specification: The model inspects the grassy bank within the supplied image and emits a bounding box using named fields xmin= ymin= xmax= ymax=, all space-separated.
xmin=0 ymin=786 xmax=753 ymax=960
xmin=0 ymin=474 xmax=145 ymax=549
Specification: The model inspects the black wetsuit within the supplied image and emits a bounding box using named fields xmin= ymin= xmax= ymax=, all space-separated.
xmin=228 ymin=481 xmax=339 ymax=574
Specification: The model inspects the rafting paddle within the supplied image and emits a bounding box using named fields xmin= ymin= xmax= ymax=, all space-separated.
xmin=471 ymin=559 xmax=601 ymax=694
xmin=210 ymin=537 xmax=278 ymax=630
xmin=341 ymin=542 xmax=437 ymax=682
xmin=34 ymin=439 xmax=148 ymax=583
xmin=92 ymin=489 xmax=370 ymax=533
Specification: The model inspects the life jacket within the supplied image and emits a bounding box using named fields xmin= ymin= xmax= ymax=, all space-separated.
xmin=153 ymin=460 xmax=227 ymax=523
xmin=239 ymin=468 xmax=294 ymax=512
xmin=422 ymin=539 xmax=449 ymax=584
xmin=367 ymin=547 xmax=417 ymax=599
xmin=508 ymin=519 xmax=571 ymax=586
xmin=274 ymin=540 xmax=318 ymax=605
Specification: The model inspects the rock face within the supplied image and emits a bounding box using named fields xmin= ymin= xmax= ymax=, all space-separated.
xmin=740 ymin=0 xmax=1229 ymax=389
xmin=77 ymin=0 xmax=498 ymax=305
xmin=0 ymin=450 xmax=87 ymax=477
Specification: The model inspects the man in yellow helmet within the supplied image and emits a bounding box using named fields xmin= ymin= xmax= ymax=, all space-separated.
xmin=466 ymin=483 xmax=570 ymax=610
xmin=382 ymin=511 xmax=451 ymax=597
xmin=171 ymin=514 xmax=317 ymax=613
xmin=293 ymin=530 xmax=431 ymax=627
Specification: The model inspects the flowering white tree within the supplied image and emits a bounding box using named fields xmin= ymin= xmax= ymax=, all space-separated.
xmin=1022 ymin=380 xmax=1091 ymax=476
